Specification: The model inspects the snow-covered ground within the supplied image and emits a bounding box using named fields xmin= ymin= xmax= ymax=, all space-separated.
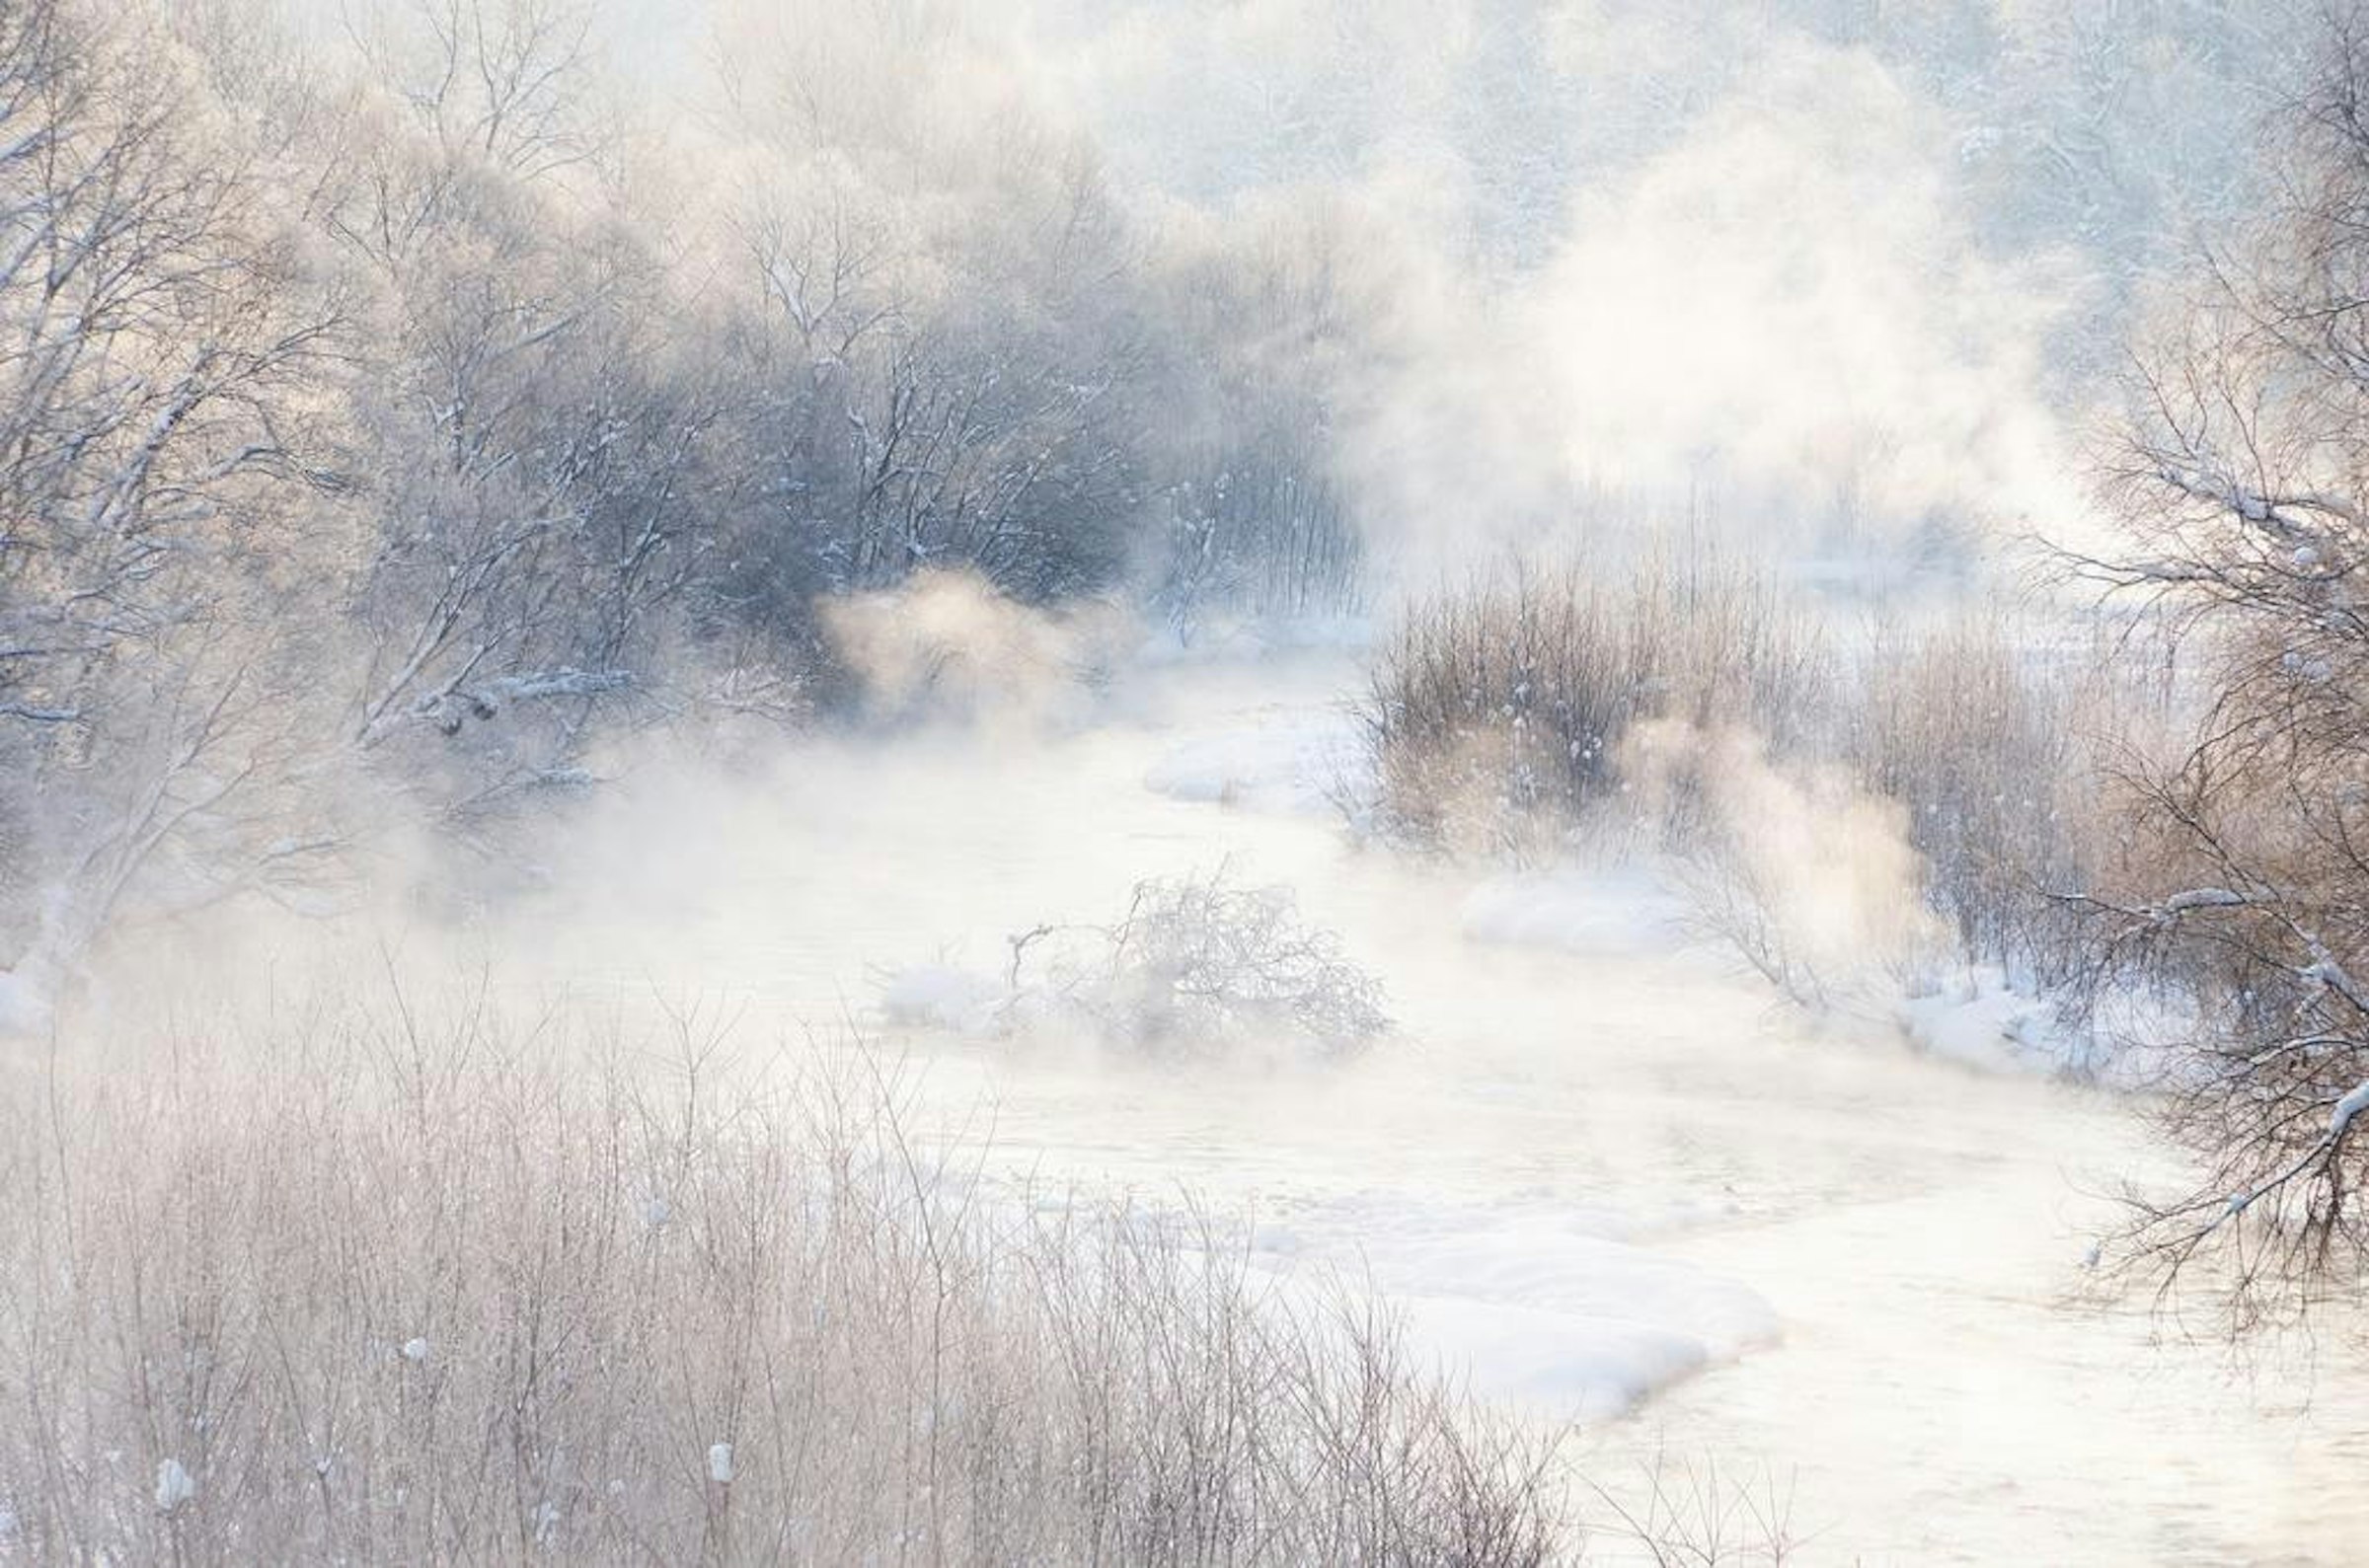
xmin=504 ymin=648 xmax=2369 ymax=1566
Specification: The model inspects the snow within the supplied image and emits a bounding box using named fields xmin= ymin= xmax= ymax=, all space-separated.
xmin=707 ymin=1443 xmax=734 ymax=1485
xmin=0 ymin=970 xmax=49 ymax=1037
xmin=1458 ymin=879 xmax=2157 ymax=1085
xmin=1399 ymin=1295 xmax=1718 ymax=1420
xmin=1142 ymin=710 xmax=1366 ymax=817
xmin=2282 ymin=649 xmax=2333 ymax=683
xmin=154 ymin=1458 xmax=193 ymax=1513
xmin=878 ymin=963 xmax=1007 ymax=1035
xmin=2161 ymin=887 xmax=2249 ymax=914
xmin=1897 ymin=972 xmax=2069 ymax=1076
xmin=1892 ymin=966 xmax=2194 ymax=1086
xmin=1133 ymin=615 xmax=1376 ymax=666
xmin=401 ymin=1337 xmax=430 ymax=1364
xmin=1248 ymin=1196 xmax=1773 ymax=1420
xmin=2302 ymin=958 xmax=2360 ymax=1000
xmin=2334 ymin=1080 xmax=2369 ymax=1139
xmin=483 ymin=668 xmax=632 ymax=705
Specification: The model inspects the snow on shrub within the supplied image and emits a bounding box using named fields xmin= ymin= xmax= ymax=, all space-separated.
xmin=1083 ymin=874 xmax=1390 ymax=1058
xmin=153 ymin=1458 xmax=193 ymax=1514
xmin=879 ymin=871 xmax=1390 ymax=1061
xmin=0 ymin=1002 xmax=1558 ymax=1565
xmin=1361 ymin=554 xmax=1828 ymax=855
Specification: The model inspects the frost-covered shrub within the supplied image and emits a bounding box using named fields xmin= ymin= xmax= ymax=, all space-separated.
xmin=1362 ymin=556 xmax=1830 ymax=854
xmin=899 ymin=873 xmax=1393 ymax=1061
xmin=1082 ymin=873 xmax=1391 ymax=1059
xmin=1846 ymin=617 xmax=2165 ymax=993
xmin=0 ymin=998 xmax=1553 ymax=1566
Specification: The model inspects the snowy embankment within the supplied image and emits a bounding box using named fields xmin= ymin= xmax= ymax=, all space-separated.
xmin=875 ymin=1023 xmax=1778 ymax=1422
xmin=1247 ymin=1196 xmax=1775 ymax=1421
xmin=1451 ymin=865 xmax=2161 ymax=1084
xmin=1139 ymin=708 xmax=1368 ymax=818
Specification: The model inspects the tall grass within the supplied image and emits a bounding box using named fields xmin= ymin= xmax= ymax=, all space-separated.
xmin=1363 ymin=557 xmax=2176 ymax=1017
xmin=1847 ymin=617 xmax=2161 ymax=991
xmin=0 ymin=995 xmax=1566 ymax=1566
xmin=1363 ymin=557 xmax=1830 ymax=856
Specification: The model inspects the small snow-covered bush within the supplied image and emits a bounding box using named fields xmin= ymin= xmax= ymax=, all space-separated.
xmin=881 ymin=873 xmax=1390 ymax=1061
xmin=0 ymin=995 xmax=1551 ymax=1566
xmin=1084 ymin=873 xmax=1391 ymax=1058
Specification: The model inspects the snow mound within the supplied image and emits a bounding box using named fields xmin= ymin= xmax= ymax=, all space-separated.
xmin=1396 ymin=1295 xmax=1718 ymax=1421
xmin=1252 ymin=1195 xmax=1774 ymax=1421
xmin=1897 ymin=973 xmax=2069 ymax=1076
xmin=1893 ymin=967 xmax=2185 ymax=1085
xmin=1143 ymin=712 xmax=1366 ymax=817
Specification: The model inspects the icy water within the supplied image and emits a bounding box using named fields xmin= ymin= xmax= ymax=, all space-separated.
xmin=536 ymin=651 xmax=2369 ymax=1567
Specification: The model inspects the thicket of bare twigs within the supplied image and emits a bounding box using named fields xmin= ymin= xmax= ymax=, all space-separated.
xmin=1074 ymin=873 xmax=1389 ymax=1059
xmin=1361 ymin=557 xmax=2163 ymax=1004
xmin=1361 ymin=556 xmax=1831 ymax=858
xmin=2051 ymin=5 xmax=2369 ymax=1331
xmin=908 ymin=871 xmax=1395 ymax=1062
xmin=0 ymin=999 xmax=1558 ymax=1565
xmin=1845 ymin=618 xmax=2168 ymax=991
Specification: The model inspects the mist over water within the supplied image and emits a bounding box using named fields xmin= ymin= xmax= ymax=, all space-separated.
xmin=60 ymin=644 xmax=2364 ymax=1564
xmin=561 ymin=648 xmax=2369 ymax=1566
xmin=11 ymin=1 xmax=2369 ymax=1563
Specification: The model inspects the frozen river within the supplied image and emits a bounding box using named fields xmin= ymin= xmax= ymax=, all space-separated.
xmin=524 ymin=648 xmax=2369 ymax=1566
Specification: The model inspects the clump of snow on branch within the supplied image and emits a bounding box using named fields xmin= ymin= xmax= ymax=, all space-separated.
xmin=2333 ymin=1080 xmax=2369 ymax=1139
xmin=153 ymin=1458 xmax=193 ymax=1514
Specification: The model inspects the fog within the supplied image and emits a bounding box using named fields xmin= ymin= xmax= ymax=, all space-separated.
xmin=5 ymin=1 xmax=2369 ymax=1564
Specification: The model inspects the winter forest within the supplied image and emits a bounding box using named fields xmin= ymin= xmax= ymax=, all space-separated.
xmin=4 ymin=0 xmax=2369 ymax=1561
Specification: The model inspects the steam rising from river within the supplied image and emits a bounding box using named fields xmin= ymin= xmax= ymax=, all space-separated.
xmin=9 ymin=3 xmax=2365 ymax=1563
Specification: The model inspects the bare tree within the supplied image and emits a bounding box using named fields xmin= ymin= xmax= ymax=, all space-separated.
xmin=2068 ymin=5 xmax=2369 ymax=1331
xmin=0 ymin=0 xmax=345 ymax=977
xmin=712 ymin=91 xmax=1155 ymax=620
xmin=308 ymin=9 xmax=731 ymax=818
xmin=352 ymin=0 xmax=610 ymax=184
